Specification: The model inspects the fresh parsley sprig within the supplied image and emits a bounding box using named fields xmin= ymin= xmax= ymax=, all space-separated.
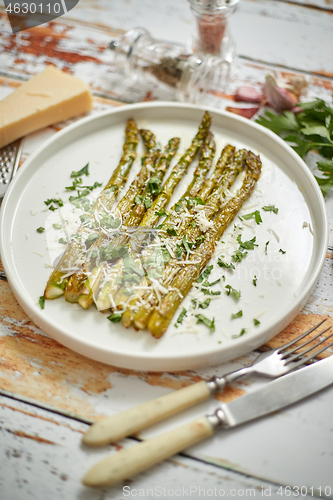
xmin=256 ymin=99 xmax=333 ymax=195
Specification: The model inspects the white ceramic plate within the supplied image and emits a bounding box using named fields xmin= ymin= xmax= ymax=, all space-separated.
xmin=0 ymin=102 xmax=328 ymax=372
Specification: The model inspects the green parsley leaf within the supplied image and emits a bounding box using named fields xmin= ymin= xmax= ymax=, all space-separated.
xmin=174 ymin=307 xmax=187 ymax=327
xmin=236 ymin=234 xmax=258 ymax=250
xmin=201 ymin=278 xmax=220 ymax=287
xmin=195 ymin=314 xmax=215 ymax=332
xmin=187 ymin=197 xmax=205 ymax=208
xmin=58 ymin=237 xmax=68 ymax=245
xmin=199 ymin=288 xmax=221 ymax=296
xmin=36 ymin=227 xmax=45 ymax=233
xmin=231 ymin=310 xmax=243 ymax=319
xmin=176 ymin=244 xmax=183 ymax=260
xmin=167 ymin=228 xmax=177 ymax=236
xmin=86 ymin=232 xmax=99 ymax=244
xmin=279 ymin=248 xmax=286 ymax=254
xmin=135 ymin=195 xmax=143 ymax=205
xmin=196 ymin=265 xmax=213 ymax=283
xmin=225 ymin=284 xmax=241 ymax=300
xmin=315 ymin=159 xmax=333 ymax=196
xmin=217 ymin=258 xmax=235 ymax=270
xmin=239 ymin=210 xmax=262 ymax=225
xmin=256 ymin=100 xmax=333 ymax=196
xmin=44 ymin=198 xmax=63 ymax=210
xmin=107 ymin=312 xmax=123 ymax=323
xmin=144 ymin=196 xmax=152 ymax=209
xmin=65 ymin=178 xmax=82 ymax=191
xmin=232 ymin=249 xmax=248 ymax=262
xmin=253 ymin=318 xmax=260 ymax=326
xmin=253 ymin=275 xmax=257 ymax=286
xmin=147 ymin=177 xmax=161 ymax=196
xmin=192 ymin=298 xmax=211 ymax=310
xmin=155 ymin=210 xmax=167 ymax=217
xmin=264 ymin=241 xmax=270 ymax=255
xmin=174 ymin=200 xmax=182 ymax=213
xmin=52 ymin=223 xmax=62 ymax=230
xmin=71 ymin=163 xmax=89 ymax=178
xmin=38 ymin=296 xmax=45 ymax=309
xmin=262 ymin=205 xmax=279 ymax=214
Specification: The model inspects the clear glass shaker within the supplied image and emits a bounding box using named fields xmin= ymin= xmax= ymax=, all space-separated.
xmin=188 ymin=0 xmax=239 ymax=63
xmin=110 ymin=28 xmax=231 ymax=105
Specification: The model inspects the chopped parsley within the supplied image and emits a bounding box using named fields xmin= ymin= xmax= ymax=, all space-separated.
xmin=187 ymin=197 xmax=205 ymax=208
xmin=86 ymin=232 xmax=99 ymax=244
xmin=217 ymin=258 xmax=235 ymax=270
xmin=52 ymin=223 xmax=62 ymax=230
xmin=38 ymin=296 xmax=45 ymax=309
xmin=44 ymin=198 xmax=64 ymax=211
xmin=195 ymin=314 xmax=215 ymax=332
xmin=144 ymin=196 xmax=152 ymax=209
xmin=231 ymin=310 xmax=243 ymax=319
xmin=107 ymin=312 xmax=123 ymax=323
xmin=147 ymin=177 xmax=161 ymax=196
xmin=192 ymin=298 xmax=211 ymax=310
xmin=264 ymin=241 xmax=270 ymax=255
xmin=71 ymin=163 xmax=89 ymax=178
xmin=166 ymin=228 xmax=177 ymax=236
xmin=199 ymin=288 xmax=221 ymax=296
xmin=253 ymin=318 xmax=260 ymax=326
xmin=262 ymin=205 xmax=278 ymax=214
xmin=176 ymin=244 xmax=183 ymax=260
xmin=201 ymin=278 xmax=220 ymax=287
xmin=253 ymin=275 xmax=257 ymax=286
xmin=36 ymin=227 xmax=45 ymax=233
xmin=58 ymin=237 xmax=68 ymax=244
xmin=197 ymin=265 xmax=213 ymax=283
xmin=174 ymin=307 xmax=187 ymax=327
xmin=239 ymin=210 xmax=262 ymax=225
xmin=155 ymin=210 xmax=167 ymax=217
xmin=135 ymin=195 xmax=143 ymax=205
xmin=225 ymin=284 xmax=241 ymax=300
xmin=279 ymin=248 xmax=286 ymax=254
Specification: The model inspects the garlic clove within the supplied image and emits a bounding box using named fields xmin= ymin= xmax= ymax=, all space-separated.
xmin=226 ymin=106 xmax=260 ymax=119
xmin=263 ymin=74 xmax=298 ymax=112
xmin=235 ymin=86 xmax=263 ymax=103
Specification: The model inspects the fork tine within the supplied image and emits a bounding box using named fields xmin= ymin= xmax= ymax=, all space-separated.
xmin=282 ymin=326 xmax=332 ymax=358
xmin=285 ymin=328 xmax=333 ymax=363
xmin=277 ymin=319 xmax=327 ymax=353
xmin=285 ymin=340 xmax=333 ymax=371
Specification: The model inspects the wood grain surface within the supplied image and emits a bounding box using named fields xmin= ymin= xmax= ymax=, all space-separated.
xmin=0 ymin=0 xmax=332 ymax=497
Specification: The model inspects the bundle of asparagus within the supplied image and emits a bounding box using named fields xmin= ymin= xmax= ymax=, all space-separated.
xmin=44 ymin=111 xmax=262 ymax=339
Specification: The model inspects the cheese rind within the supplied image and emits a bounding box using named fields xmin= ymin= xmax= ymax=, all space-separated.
xmin=0 ymin=66 xmax=93 ymax=148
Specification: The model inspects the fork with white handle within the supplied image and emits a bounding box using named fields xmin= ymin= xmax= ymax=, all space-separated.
xmin=82 ymin=319 xmax=332 ymax=447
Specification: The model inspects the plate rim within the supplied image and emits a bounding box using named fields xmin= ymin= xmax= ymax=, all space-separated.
xmin=0 ymin=101 xmax=328 ymax=371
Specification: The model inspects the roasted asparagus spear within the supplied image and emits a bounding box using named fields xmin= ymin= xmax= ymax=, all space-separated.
xmin=148 ymin=151 xmax=262 ymax=338
xmin=44 ymin=119 xmax=140 ymax=300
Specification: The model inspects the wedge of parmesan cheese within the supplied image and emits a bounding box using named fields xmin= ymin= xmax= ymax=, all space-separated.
xmin=0 ymin=66 xmax=93 ymax=148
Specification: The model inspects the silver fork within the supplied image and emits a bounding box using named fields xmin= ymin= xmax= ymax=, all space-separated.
xmin=82 ymin=319 xmax=332 ymax=446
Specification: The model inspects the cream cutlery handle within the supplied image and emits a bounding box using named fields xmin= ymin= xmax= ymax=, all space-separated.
xmin=83 ymin=416 xmax=214 ymax=487
xmin=82 ymin=380 xmax=211 ymax=446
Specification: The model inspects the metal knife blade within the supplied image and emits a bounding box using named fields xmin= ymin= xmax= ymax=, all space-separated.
xmin=215 ymin=354 xmax=333 ymax=429
xmin=83 ymin=355 xmax=333 ymax=487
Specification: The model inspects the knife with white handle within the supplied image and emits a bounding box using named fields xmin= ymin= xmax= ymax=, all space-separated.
xmin=83 ymin=355 xmax=333 ymax=487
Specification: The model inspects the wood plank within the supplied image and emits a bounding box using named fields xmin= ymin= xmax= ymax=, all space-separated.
xmin=1 ymin=395 xmax=303 ymax=500
xmin=25 ymin=0 xmax=333 ymax=76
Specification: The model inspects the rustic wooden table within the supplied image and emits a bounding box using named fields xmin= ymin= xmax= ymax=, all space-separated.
xmin=0 ymin=1 xmax=332 ymax=499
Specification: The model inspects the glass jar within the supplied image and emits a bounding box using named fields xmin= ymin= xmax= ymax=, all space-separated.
xmin=187 ymin=0 xmax=239 ymax=62
xmin=110 ymin=28 xmax=231 ymax=105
